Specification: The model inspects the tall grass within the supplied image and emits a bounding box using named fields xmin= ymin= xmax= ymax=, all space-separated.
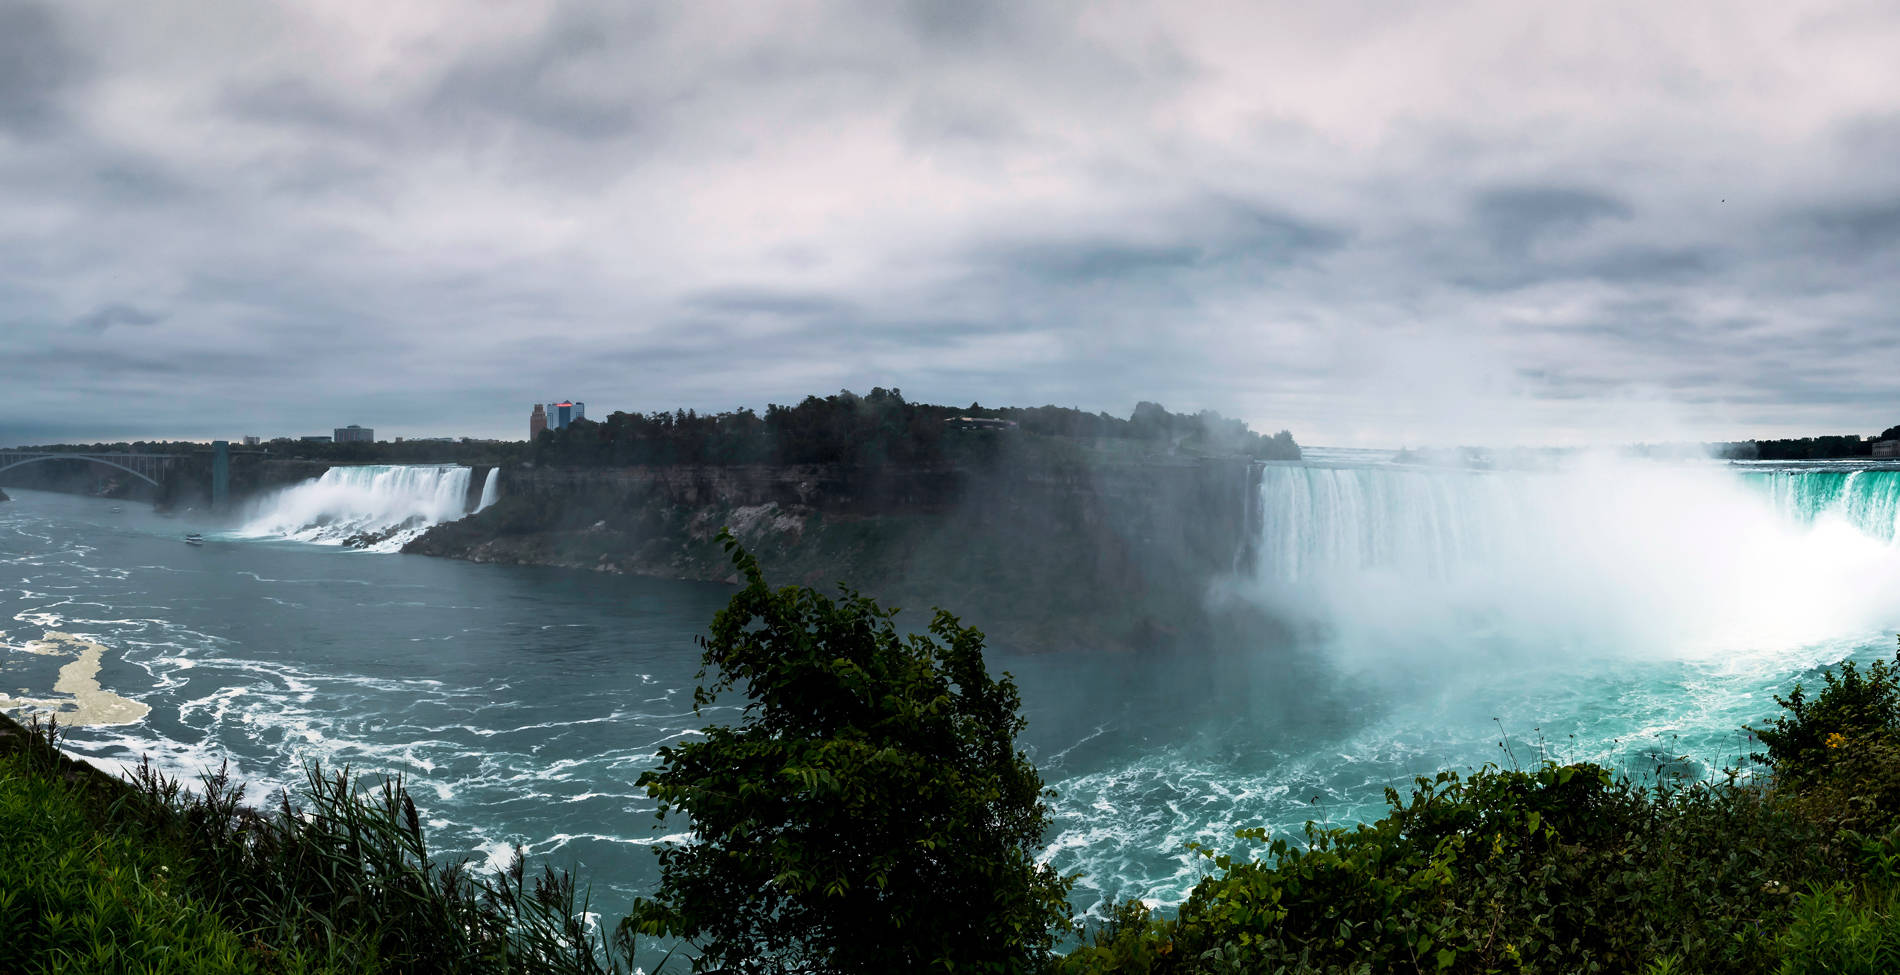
xmin=0 ymin=714 xmax=674 ymax=975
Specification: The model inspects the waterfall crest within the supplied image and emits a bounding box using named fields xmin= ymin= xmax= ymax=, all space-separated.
xmin=1750 ymin=469 xmax=1900 ymax=542
xmin=239 ymin=465 xmax=473 ymax=552
xmin=1247 ymin=460 xmax=1900 ymax=666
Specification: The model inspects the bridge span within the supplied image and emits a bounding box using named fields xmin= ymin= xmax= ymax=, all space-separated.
xmin=0 ymin=451 xmax=184 ymax=489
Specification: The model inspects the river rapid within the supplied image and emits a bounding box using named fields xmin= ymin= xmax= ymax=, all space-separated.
xmin=5 ymin=453 xmax=1900 ymax=921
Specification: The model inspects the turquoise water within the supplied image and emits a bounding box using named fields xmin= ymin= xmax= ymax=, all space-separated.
xmin=4 ymin=457 xmax=1900 ymax=921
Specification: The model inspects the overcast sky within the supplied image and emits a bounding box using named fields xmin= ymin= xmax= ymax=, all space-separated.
xmin=3 ymin=0 xmax=1898 ymax=447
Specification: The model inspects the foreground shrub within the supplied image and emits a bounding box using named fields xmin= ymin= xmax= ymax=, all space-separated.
xmin=629 ymin=532 xmax=1074 ymax=974
xmin=0 ymin=714 xmax=649 ymax=975
xmin=1753 ymin=644 xmax=1900 ymax=786
xmin=1066 ymin=763 xmax=1838 ymax=975
xmin=1776 ymin=826 xmax=1900 ymax=974
xmin=1749 ymin=643 xmax=1900 ymax=836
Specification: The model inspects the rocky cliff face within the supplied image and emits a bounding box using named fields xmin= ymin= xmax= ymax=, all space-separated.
xmin=406 ymin=458 xmax=1267 ymax=653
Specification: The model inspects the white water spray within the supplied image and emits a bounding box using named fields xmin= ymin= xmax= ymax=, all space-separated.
xmin=476 ymin=468 xmax=500 ymax=513
xmin=1248 ymin=457 xmax=1900 ymax=676
xmin=239 ymin=465 xmax=473 ymax=552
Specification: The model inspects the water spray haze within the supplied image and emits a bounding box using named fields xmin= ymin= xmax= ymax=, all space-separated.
xmin=1246 ymin=453 xmax=1900 ymax=682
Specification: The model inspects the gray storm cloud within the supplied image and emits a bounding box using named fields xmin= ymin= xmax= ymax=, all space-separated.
xmin=1 ymin=0 xmax=1898 ymax=446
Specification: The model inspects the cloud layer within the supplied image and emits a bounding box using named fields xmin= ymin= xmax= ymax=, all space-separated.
xmin=4 ymin=0 xmax=1899 ymax=446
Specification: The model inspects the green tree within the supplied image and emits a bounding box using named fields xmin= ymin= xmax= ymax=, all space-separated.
xmin=628 ymin=533 xmax=1074 ymax=974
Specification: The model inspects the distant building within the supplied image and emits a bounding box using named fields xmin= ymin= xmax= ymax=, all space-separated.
xmin=544 ymin=401 xmax=586 ymax=431
xmin=530 ymin=404 xmax=547 ymax=440
xmin=299 ymin=435 xmax=333 ymax=443
xmin=1875 ymin=440 xmax=1900 ymax=459
xmin=242 ymin=436 xmax=260 ymax=446
xmin=334 ymin=424 xmax=374 ymax=443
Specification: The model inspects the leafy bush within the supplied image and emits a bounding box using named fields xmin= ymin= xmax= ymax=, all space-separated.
xmin=1752 ymin=644 xmax=1900 ymax=783
xmin=628 ymin=532 xmax=1074 ymax=974
xmin=1776 ymin=827 xmax=1900 ymax=974
xmin=1066 ymin=763 xmax=1837 ymax=975
xmin=1060 ymin=899 xmax=1178 ymax=974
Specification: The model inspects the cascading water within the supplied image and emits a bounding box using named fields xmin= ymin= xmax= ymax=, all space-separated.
xmin=1748 ymin=468 xmax=1900 ymax=542
xmin=238 ymin=465 xmax=473 ymax=552
xmin=1247 ymin=459 xmax=1900 ymax=668
xmin=476 ymin=468 xmax=500 ymax=513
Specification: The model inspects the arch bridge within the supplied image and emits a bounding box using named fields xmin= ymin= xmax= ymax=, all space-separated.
xmin=0 ymin=450 xmax=183 ymax=489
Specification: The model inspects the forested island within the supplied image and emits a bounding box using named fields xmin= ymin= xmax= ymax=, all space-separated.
xmin=525 ymin=389 xmax=1300 ymax=467
xmin=412 ymin=392 xmax=1298 ymax=653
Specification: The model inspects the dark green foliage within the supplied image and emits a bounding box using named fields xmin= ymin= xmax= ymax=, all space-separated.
xmin=629 ymin=532 xmax=1075 ymax=974
xmin=1746 ymin=435 xmax=1876 ymax=460
xmin=1063 ymin=764 xmax=1840 ymax=975
xmin=1775 ymin=828 xmax=1900 ymax=974
xmin=530 ymin=389 xmax=1299 ymax=468
xmin=1061 ymin=899 xmax=1178 ymax=973
xmin=1059 ymin=648 xmax=1900 ymax=975
xmin=0 ymin=710 xmax=654 ymax=974
xmin=0 ymin=752 xmax=288 ymax=974
xmin=116 ymin=757 xmax=649 ymax=974
xmin=1750 ymin=643 xmax=1900 ymax=835
xmin=1752 ymin=644 xmax=1900 ymax=785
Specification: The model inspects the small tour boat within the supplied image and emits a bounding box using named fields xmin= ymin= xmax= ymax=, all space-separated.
xmin=184 ymin=533 xmax=204 ymax=546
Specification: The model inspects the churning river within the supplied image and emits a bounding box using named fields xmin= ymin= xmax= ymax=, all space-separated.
xmin=6 ymin=452 xmax=1900 ymax=922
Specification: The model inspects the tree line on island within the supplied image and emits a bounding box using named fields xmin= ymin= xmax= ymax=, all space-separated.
xmin=20 ymin=394 xmax=1900 ymax=469
xmin=3 ymin=391 xmax=1300 ymax=470
xmin=1716 ymin=423 xmax=1900 ymax=461
xmin=527 ymin=388 xmax=1302 ymax=468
